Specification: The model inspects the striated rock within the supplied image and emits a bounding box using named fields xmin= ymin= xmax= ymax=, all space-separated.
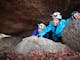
xmin=62 ymin=19 xmax=80 ymax=52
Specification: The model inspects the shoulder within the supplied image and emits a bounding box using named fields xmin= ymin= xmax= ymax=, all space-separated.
xmin=48 ymin=21 xmax=53 ymax=27
xmin=59 ymin=19 xmax=67 ymax=25
xmin=60 ymin=19 xmax=66 ymax=23
xmin=34 ymin=28 xmax=38 ymax=31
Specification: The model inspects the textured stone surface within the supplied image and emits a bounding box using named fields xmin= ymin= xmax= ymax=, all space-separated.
xmin=7 ymin=50 xmax=80 ymax=60
xmin=0 ymin=0 xmax=80 ymax=37
xmin=6 ymin=36 xmax=80 ymax=60
xmin=14 ymin=36 xmax=68 ymax=54
xmin=62 ymin=19 xmax=80 ymax=52
xmin=0 ymin=0 xmax=80 ymax=59
xmin=0 ymin=37 xmax=22 ymax=55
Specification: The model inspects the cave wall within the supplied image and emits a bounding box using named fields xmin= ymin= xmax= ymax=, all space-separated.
xmin=0 ymin=0 xmax=80 ymax=37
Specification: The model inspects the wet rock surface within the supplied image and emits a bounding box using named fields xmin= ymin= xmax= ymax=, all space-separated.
xmin=62 ymin=19 xmax=80 ymax=52
xmin=6 ymin=36 xmax=80 ymax=60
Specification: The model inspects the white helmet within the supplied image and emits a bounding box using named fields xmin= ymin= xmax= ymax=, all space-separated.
xmin=38 ymin=23 xmax=46 ymax=29
xmin=51 ymin=12 xmax=62 ymax=19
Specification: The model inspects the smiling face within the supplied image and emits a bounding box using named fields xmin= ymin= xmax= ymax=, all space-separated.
xmin=38 ymin=23 xmax=46 ymax=32
xmin=52 ymin=18 xmax=60 ymax=26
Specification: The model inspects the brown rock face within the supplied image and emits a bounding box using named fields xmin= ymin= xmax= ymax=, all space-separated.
xmin=0 ymin=0 xmax=80 ymax=37
xmin=62 ymin=19 xmax=80 ymax=52
xmin=6 ymin=36 xmax=80 ymax=60
xmin=0 ymin=37 xmax=22 ymax=54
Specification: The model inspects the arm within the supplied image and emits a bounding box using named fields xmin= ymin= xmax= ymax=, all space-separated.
xmin=37 ymin=21 xmax=52 ymax=37
xmin=66 ymin=12 xmax=80 ymax=23
xmin=66 ymin=18 xmax=71 ymax=24
xmin=32 ymin=28 xmax=38 ymax=36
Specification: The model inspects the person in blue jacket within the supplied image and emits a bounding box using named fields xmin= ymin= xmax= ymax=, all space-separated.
xmin=35 ymin=11 xmax=79 ymax=42
xmin=32 ymin=23 xmax=49 ymax=38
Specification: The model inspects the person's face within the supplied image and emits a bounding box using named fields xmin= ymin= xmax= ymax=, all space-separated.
xmin=38 ymin=28 xmax=43 ymax=32
xmin=52 ymin=18 xmax=60 ymax=26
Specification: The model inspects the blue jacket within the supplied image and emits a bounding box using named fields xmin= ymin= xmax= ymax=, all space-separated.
xmin=32 ymin=28 xmax=49 ymax=38
xmin=37 ymin=18 xmax=71 ymax=41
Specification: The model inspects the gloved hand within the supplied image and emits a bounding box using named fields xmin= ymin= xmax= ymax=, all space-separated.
xmin=33 ymin=36 xmax=39 ymax=40
xmin=72 ymin=12 xmax=80 ymax=20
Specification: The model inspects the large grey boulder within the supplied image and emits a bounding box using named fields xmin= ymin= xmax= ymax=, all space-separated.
xmin=8 ymin=36 xmax=80 ymax=60
xmin=14 ymin=36 xmax=68 ymax=54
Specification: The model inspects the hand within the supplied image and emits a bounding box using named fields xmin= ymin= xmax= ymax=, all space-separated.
xmin=34 ymin=36 xmax=39 ymax=40
xmin=73 ymin=13 xmax=80 ymax=19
